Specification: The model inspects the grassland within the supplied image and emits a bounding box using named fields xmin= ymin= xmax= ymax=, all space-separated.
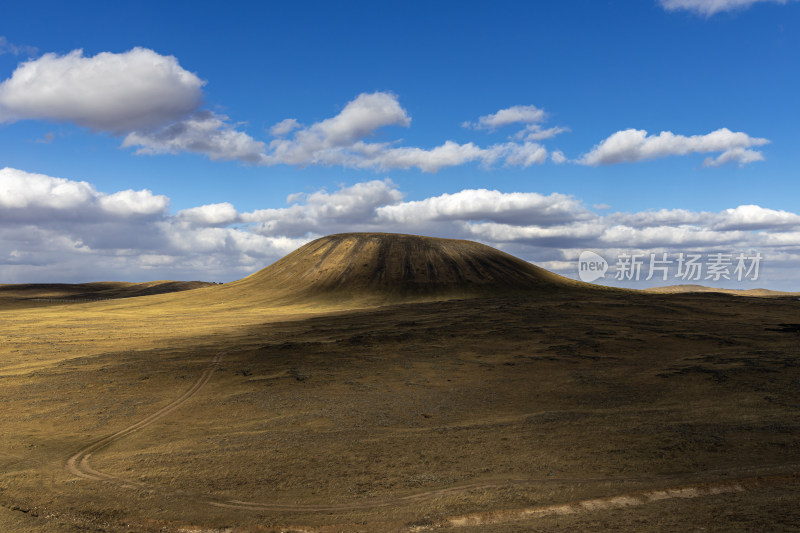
xmin=1 ymin=234 xmax=798 ymax=531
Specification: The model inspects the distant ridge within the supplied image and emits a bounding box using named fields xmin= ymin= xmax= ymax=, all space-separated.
xmin=219 ymin=233 xmax=586 ymax=305
xmin=0 ymin=280 xmax=214 ymax=302
xmin=644 ymin=284 xmax=799 ymax=298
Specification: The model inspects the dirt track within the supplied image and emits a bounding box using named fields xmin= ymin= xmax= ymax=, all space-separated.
xmin=433 ymin=471 xmax=800 ymax=530
xmin=63 ymin=350 xmax=800 ymax=529
xmin=66 ymin=352 xmax=224 ymax=484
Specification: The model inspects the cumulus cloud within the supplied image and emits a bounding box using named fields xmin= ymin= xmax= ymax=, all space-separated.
xmin=659 ymin=0 xmax=793 ymax=16
xmin=0 ymin=167 xmax=173 ymax=264
xmin=702 ymin=147 xmax=765 ymax=167
xmin=608 ymin=205 xmax=800 ymax=234
xmin=263 ymin=92 xmax=411 ymax=166
xmin=0 ymin=167 xmax=168 ymax=222
xmin=0 ymin=53 xmax=560 ymax=171
xmin=363 ymin=141 xmax=492 ymax=172
xmin=261 ymin=93 xmax=553 ymax=172
xmin=466 ymin=221 xmax=606 ymax=247
xmin=551 ymin=150 xmax=567 ymax=164
xmin=313 ymin=92 xmax=411 ymax=145
xmin=598 ymin=224 xmax=749 ymax=248
xmin=0 ymin=47 xmax=204 ymax=133
xmin=269 ymin=118 xmax=301 ymax=136
xmin=376 ymin=189 xmax=591 ymax=226
xmin=2 ymin=167 xmax=800 ymax=289
xmin=578 ymin=128 xmax=769 ymax=166
xmin=512 ymin=125 xmax=569 ymax=142
xmin=502 ymin=142 xmax=549 ymax=167
xmin=0 ymin=44 xmax=760 ymax=173
xmin=244 ymin=179 xmax=404 ymax=237
xmin=460 ymin=104 xmax=568 ymax=156
xmin=609 ymin=208 xmax=707 ymax=228
xmin=122 ymin=111 xmax=267 ymax=163
xmin=713 ymin=205 xmax=800 ymax=230
xmin=98 ymin=189 xmax=170 ymax=218
xmin=0 ymin=167 xmax=299 ymax=282
xmin=177 ymin=202 xmax=240 ymax=226
xmin=121 ymin=91 xmax=516 ymax=172
xmin=275 ymin=91 xmax=410 ymax=159
xmin=463 ymin=105 xmax=547 ymax=130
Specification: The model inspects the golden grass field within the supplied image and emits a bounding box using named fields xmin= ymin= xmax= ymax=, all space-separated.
xmin=1 ymin=234 xmax=798 ymax=532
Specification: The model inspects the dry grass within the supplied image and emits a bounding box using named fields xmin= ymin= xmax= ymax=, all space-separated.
xmin=1 ymin=234 xmax=799 ymax=531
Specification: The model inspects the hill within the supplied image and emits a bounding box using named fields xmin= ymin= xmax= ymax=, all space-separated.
xmin=644 ymin=284 xmax=799 ymax=298
xmin=214 ymin=232 xmax=587 ymax=306
xmin=0 ymin=234 xmax=597 ymax=311
xmin=0 ymin=280 xmax=214 ymax=305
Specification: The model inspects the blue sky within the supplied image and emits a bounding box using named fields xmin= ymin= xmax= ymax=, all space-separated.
xmin=1 ymin=0 xmax=799 ymax=289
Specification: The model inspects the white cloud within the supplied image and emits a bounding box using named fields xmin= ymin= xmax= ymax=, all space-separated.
xmin=578 ymin=128 xmax=769 ymax=166
xmin=610 ymin=208 xmax=707 ymax=228
xmin=0 ymin=167 xmax=94 ymax=210
xmin=263 ymin=91 xmax=412 ymax=166
xmin=512 ymin=124 xmax=569 ymax=142
xmin=245 ymin=179 xmax=403 ymax=237
xmin=376 ymin=189 xmax=590 ymax=227
xmin=99 ymin=189 xmax=170 ymax=218
xmin=502 ymin=142 xmax=549 ymax=167
xmin=466 ymin=221 xmax=606 ymax=245
xmin=551 ymin=150 xmax=567 ymax=164
xmin=463 ymin=105 xmax=546 ymax=130
xmin=598 ymin=224 xmax=748 ymax=248
xmin=0 ymin=36 xmax=37 ymax=57
xmin=0 ymin=167 xmax=168 ymax=221
xmin=261 ymin=93 xmax=553 ymax=172
xmin=177 ymin=202 xmax=240 ymax=226
xmin=0 ymin=47 xmax=204 ymax=133
xmin=269 ymin=118 xmax=301 ymax=136
xmin=461 ymin=105 xmax=569 ymax=152
xmin=659 ymin=0 xmax=792 ymax=16
xmin=0 ymin=66 xmax=559 ymax=172
xmin=714 ymin=205 xmax=800 ymax=230
xmin=702 ymin=147 xmax=765 ymax=167
xmin=122 ymin=111 xmax=267 ymax=163
xmin=609 ymin=205 xmax=800 ymax=234
xmin=0 ymin=167 xmax=299 ymax=282
xmin=314 ymin=92 xmax=411 ymax=145
xmin=365 ymin=141 xmax=491 ymax=173
xmin=2 ymin=167 xmax=800 ymax=289
xmin=0 ymin=46 xmax=758 ymax=174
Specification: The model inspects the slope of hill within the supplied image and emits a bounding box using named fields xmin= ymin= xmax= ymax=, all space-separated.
xmin=0 ymin=280 xmax=214 ymax=306
xmin=212 ymin=233 xmax=589 ymax=307
xmin=6 ymin=234 xmax=600 ymax=313
xmin=644 ymin=284 xmax=800 ymax=297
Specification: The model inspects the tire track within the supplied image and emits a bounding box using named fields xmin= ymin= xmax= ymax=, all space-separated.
xmin=66 ymin=352 xmax=223 ymax=484
xmin=64 ymin=350 xmax=799 ymax=527
xmin=203 ymin=467 xmax=800 ymax=515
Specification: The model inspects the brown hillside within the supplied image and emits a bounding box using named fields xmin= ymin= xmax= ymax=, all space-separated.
xmin=0 ymin=280 xmax=214 ymax=306
xmin=219 ymin=233 xmax=585 ymax=305
xmin=644 ymin=284 xmax=800 ymax=298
